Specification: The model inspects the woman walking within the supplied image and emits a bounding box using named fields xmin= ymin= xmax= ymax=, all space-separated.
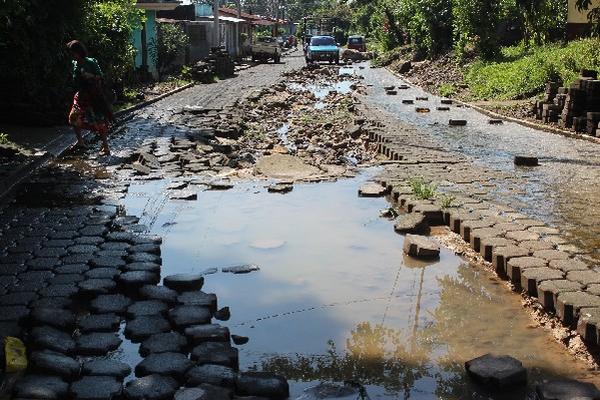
xmin=67 ymin=40 xmax=112 ymax=155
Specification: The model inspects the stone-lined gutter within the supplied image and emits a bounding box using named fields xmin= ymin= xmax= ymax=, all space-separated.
xmin=387 ymin=68 xmax=600 ymax=145
xmin=368 ymin=123 xmax=600 ymax=363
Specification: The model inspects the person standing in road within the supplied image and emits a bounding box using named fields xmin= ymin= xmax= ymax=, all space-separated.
xmin=67 ymin=40 xmax=112 ymax=156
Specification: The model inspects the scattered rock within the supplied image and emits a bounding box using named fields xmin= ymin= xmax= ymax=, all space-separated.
xmin=164 ymin=273 xmax=204 ymax=292
xmin=222 ymin=264 xmax=260 ymax=274
xmin=232 ymin=334 xmax=249 ymax=345
xmin=514 ymin=155 xmax=539 ymax=167
xmin=403 ymin=234 xmax=440 ymax=259
xmin=449 ymin=119 xmax=467 ymax=126
xmin=235 ymin=372 xmax=289 ymax=400
xmin=465 ymin=354 xmax=527 ymax=389
xmin=214 ymin=307 xmax=231 ymax=321
xmin=267 ymin=184 xmax=293 ymax=194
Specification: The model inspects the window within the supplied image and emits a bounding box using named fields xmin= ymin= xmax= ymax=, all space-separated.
xmin=310 ymin=36 xmax=336 ymax=46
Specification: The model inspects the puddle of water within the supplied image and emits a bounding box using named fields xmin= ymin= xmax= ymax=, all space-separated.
xmin=277 ymin=123 xmax=297 ymax=154
xmin=121 ymin=170 xmax=600 ymax=399
xmin=288 ymin=81 xmax=354 ymax=101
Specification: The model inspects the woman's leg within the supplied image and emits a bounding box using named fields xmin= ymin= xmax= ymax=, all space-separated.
xmin=98 ymin=127 xmax=110 ymax=155
xmin=73 ymin=126 xmax=86 ymax=147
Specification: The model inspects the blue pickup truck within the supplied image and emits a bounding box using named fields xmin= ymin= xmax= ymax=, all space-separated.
xmin=305 ymin=36 xmax=340 ymax=64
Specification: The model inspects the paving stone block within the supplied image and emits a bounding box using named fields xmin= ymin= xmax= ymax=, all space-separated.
xmin=519 ymin=240 xmax=555 ymax=252
xmin=70 ymin=375 xmax=123 ymax=400
xmin=30 ymin=307 xmax=76 ymax=330
xmin=537 ymin=280 xmax=583 ymax=312
xmin=492 ymin=246 xmax=530 ymax=276
xmin=135 ymin=352 xmax=194 ymax=382
xmin=56 ymin=264 xmax=89 ymax=274
xmin=79 ymin=279 xmax=117 ymax=295
xmin=185 ymin=324 xmax=230 ymax=345
xmin=550 ymin=259 xmax=590 ymax=273
xmin=520 ymin=267 xmax=564 ymax=297
xmin=139 ymin=285 xmax=178 ymax=305
xmin=505 ymin=230 xmax=540 ymax=242
xmin=31 ymin=350 xmax=81 ymax=380
xmin=91 ymin=294 xmax=132 ymax=314
xmin=480 ymin=237 xmax=515 ymax=262
xmin=393 ymin=213 xmax=429 ymax=235
xmin=185 ymin=364 xmax=238 ymax=388
xmin=533 ymin=250 xmax=570 ymax=262
xmin=235 ymin=372 xmax=289 ymax=400
xmin=191 ymin=342 xmax=239 ymax=369
xmin=164 ymin=273 xmax=204 ymax=292
xmin=576 ymin=308 xmax=600 ymax=346
xmin=567 ymin=270 xmax=600 ymax=285
xmin=14 ymin=374 xmax=69 ymax=399
xmin=124 ymin=262 xmax=161 ymax=273
xmin=119 ymin=271 xmax=160 ymax=289
xmin=460 ymin=219 xmax=494 ymax=242
xmin=127 ymin=252 xmax=161 ymax=264
xmin=125 ymin=315 xmax=172 ymax=342
xmin=403 ymin=234 xmax=440 ymax=259
xmin=126 ymin=300 xmax=168 ymax=319
xmin=169 ymin=305 xmax=212 ymax=329
xmin=31 ymin=325 xmax=76 ymax=354
xmin=358 ymin=183 xmax=387 ymax=197
xmin=556 ymin=292 xmax=600 ymax=326
xmin=82 ymin=359 xmax=132 ymax=379
xmin=506 ymin=257 xmax=547 ymax=288
xmin=139 ymin=331 xmax=188 ymax=356
xmin=76 ymin=332 xmax=122 ymax=356
xmin=177 ymin=291 xmax=218 ymax=312
xmin=536 ymin=379 xmax=600 ymax=400
xmin=91 ymin=257 xmax=126 ymax=269
xmin=465 ymin=353 xmax=527 ymax=389
xmin=123 ymin=374 xmax=179 ymax=400
xmin=78 ymin=313 xmax=121 ymax=333
xmin=470 ymin=228 xmax=503 ymax=253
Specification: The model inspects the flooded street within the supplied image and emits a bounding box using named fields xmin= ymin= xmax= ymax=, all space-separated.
xmin=120 ymin=170 xmax=598 ymax=399
xmin=359 ymin=63 xmax=600 ymax=261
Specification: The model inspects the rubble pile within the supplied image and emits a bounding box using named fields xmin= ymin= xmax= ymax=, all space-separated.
xmin=536 ymin=69 xmax=600 ymax=136
xmin=117 ymin=65 xmax=378 ymax=184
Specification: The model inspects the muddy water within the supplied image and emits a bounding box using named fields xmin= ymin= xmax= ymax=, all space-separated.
xmin=120 ymin=170 xmax=598 ymax=399
xmin=357 ymin=63 xmax=600 ymax=261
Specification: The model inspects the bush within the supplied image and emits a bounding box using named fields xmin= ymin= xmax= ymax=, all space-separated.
xmin=150 ymin=23 xmax=190 ymax=80
xmin=465 ymin=38 xmax=600 ymax=100
xmin=438 ymin=83 xmax=457 ymax=97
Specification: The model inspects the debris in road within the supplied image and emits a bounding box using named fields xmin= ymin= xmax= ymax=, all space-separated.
xmin=514 ymin=155 xmax=539 ymax=166
xmin=449 ymin=119 xmax=467 ymax=126
xmin=222 ymin=264 xmax=260 ymax=274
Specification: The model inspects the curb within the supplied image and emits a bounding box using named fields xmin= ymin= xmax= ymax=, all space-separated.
xmin=387 ymin=68 xmax=600 ymax=145
xmin=114 ymin=82 xmax=196 ymax=119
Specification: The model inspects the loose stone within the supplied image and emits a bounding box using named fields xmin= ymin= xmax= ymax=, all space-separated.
xmin=135 ymin=352 xmax=194 ymax=382
xmin=82 ymin=359 xmax=132 ymax=379
xmin=76 ymin=332 xmax=123 ymax=356
xmin=124 ymin=375 xmax=179 ymax=400
xmin=30 ymin=350 xmax=81 ymax=379
xmin=214 ymin=306 xmax=231 ymax=321
xmin=536 ymin=379 xmax=600 ymax=400
xmin=393 ymin=213 xmax=429 ymax=235
xmin=232 ymin=334 xmax=249 ymax=345
xmin=139 ymin=331 xmax=188 ymax=356
xmin=221 ymin=265 xmax=260 ymax=274
xmin=235 ymin=372 xmax=290 ymax=400
xmin=403 ymin=234 xmax=440 ymax=259
xmin=164 ymin=273 xmax=204 ymax=292
xmin=514 ymin=155 xmax=539 ymax=166
xmin=69 ymin=375 xmax=123 ymax=400
xmin=465 ymin=354 xmax=527 ymax=388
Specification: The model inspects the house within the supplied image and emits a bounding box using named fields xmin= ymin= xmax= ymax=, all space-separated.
xmin=567 ymin=0 xmax=600 ymax=39
xmin=133 ymin=0 xmax=181 ymax=79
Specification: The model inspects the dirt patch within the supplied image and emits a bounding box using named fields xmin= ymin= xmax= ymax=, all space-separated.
xmin=254 ymin=154 xmax=321 ymax=180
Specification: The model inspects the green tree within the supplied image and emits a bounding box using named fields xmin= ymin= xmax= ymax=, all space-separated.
xmin=149 ymin=23 xmax=190 ymax=80
xmin=452 ymin=0 xmax=502 ymax=58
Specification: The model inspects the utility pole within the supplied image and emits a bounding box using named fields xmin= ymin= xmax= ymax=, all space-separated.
xmin=213 ymin=0 xmax=220 ymax=47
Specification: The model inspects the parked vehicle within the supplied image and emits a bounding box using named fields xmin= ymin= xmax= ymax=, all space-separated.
xmin=347 ymin=35 xmax=367 ymax=52
xmin=250 ymin=36 xmax=282 ymax=63
xmin=305 ymin=35 xmax=340 ymax=64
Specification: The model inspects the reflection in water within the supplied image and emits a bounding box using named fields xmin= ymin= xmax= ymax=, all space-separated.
xmin=122 ymin=172 xmax=600 ymax=399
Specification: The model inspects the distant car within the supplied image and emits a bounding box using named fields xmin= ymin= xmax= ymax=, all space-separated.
xmin=347 ymin=35 xmax=367 ymax=52
xmin=250 ymin=36 xmax=282 ymax=63
xmin=305 ymin=36 xmax=340 ymax=64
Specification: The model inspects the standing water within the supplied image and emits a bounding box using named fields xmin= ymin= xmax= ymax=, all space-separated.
xmin=121 ymin=170 xmax=599 ymax=399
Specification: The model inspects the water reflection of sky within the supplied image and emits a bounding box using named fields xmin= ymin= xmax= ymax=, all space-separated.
xmin=122 ymin=171 xmax=600 ymax=399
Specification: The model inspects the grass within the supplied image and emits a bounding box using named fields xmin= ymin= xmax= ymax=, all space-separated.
xmin=409 ymin=177 xmax=437 ymax=200
xmin=438 ymin=83 xmax=457 ymax=98
xmin=465 ymin=38 xmax=600 ymax=100
xmin=438 ymin=194 xmax=456 ymax=209
xmin=0 ymin=132 xmax=11 ymax=145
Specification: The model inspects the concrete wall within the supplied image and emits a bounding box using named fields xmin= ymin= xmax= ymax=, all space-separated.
xmin=568 ymin=0 xmax=600 ymax=23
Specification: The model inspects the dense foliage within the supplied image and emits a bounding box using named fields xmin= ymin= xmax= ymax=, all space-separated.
xmin=0 ymin=0 xmax=143 ymax=124
xmin=465 ymin=38 xmax=600 ymax=100
xmin=150 ymin=23 xmax=190 ymax=79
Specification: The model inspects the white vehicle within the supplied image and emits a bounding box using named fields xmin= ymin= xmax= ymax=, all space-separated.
xmin=250 ymin=36 xmax=282 ymax=63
